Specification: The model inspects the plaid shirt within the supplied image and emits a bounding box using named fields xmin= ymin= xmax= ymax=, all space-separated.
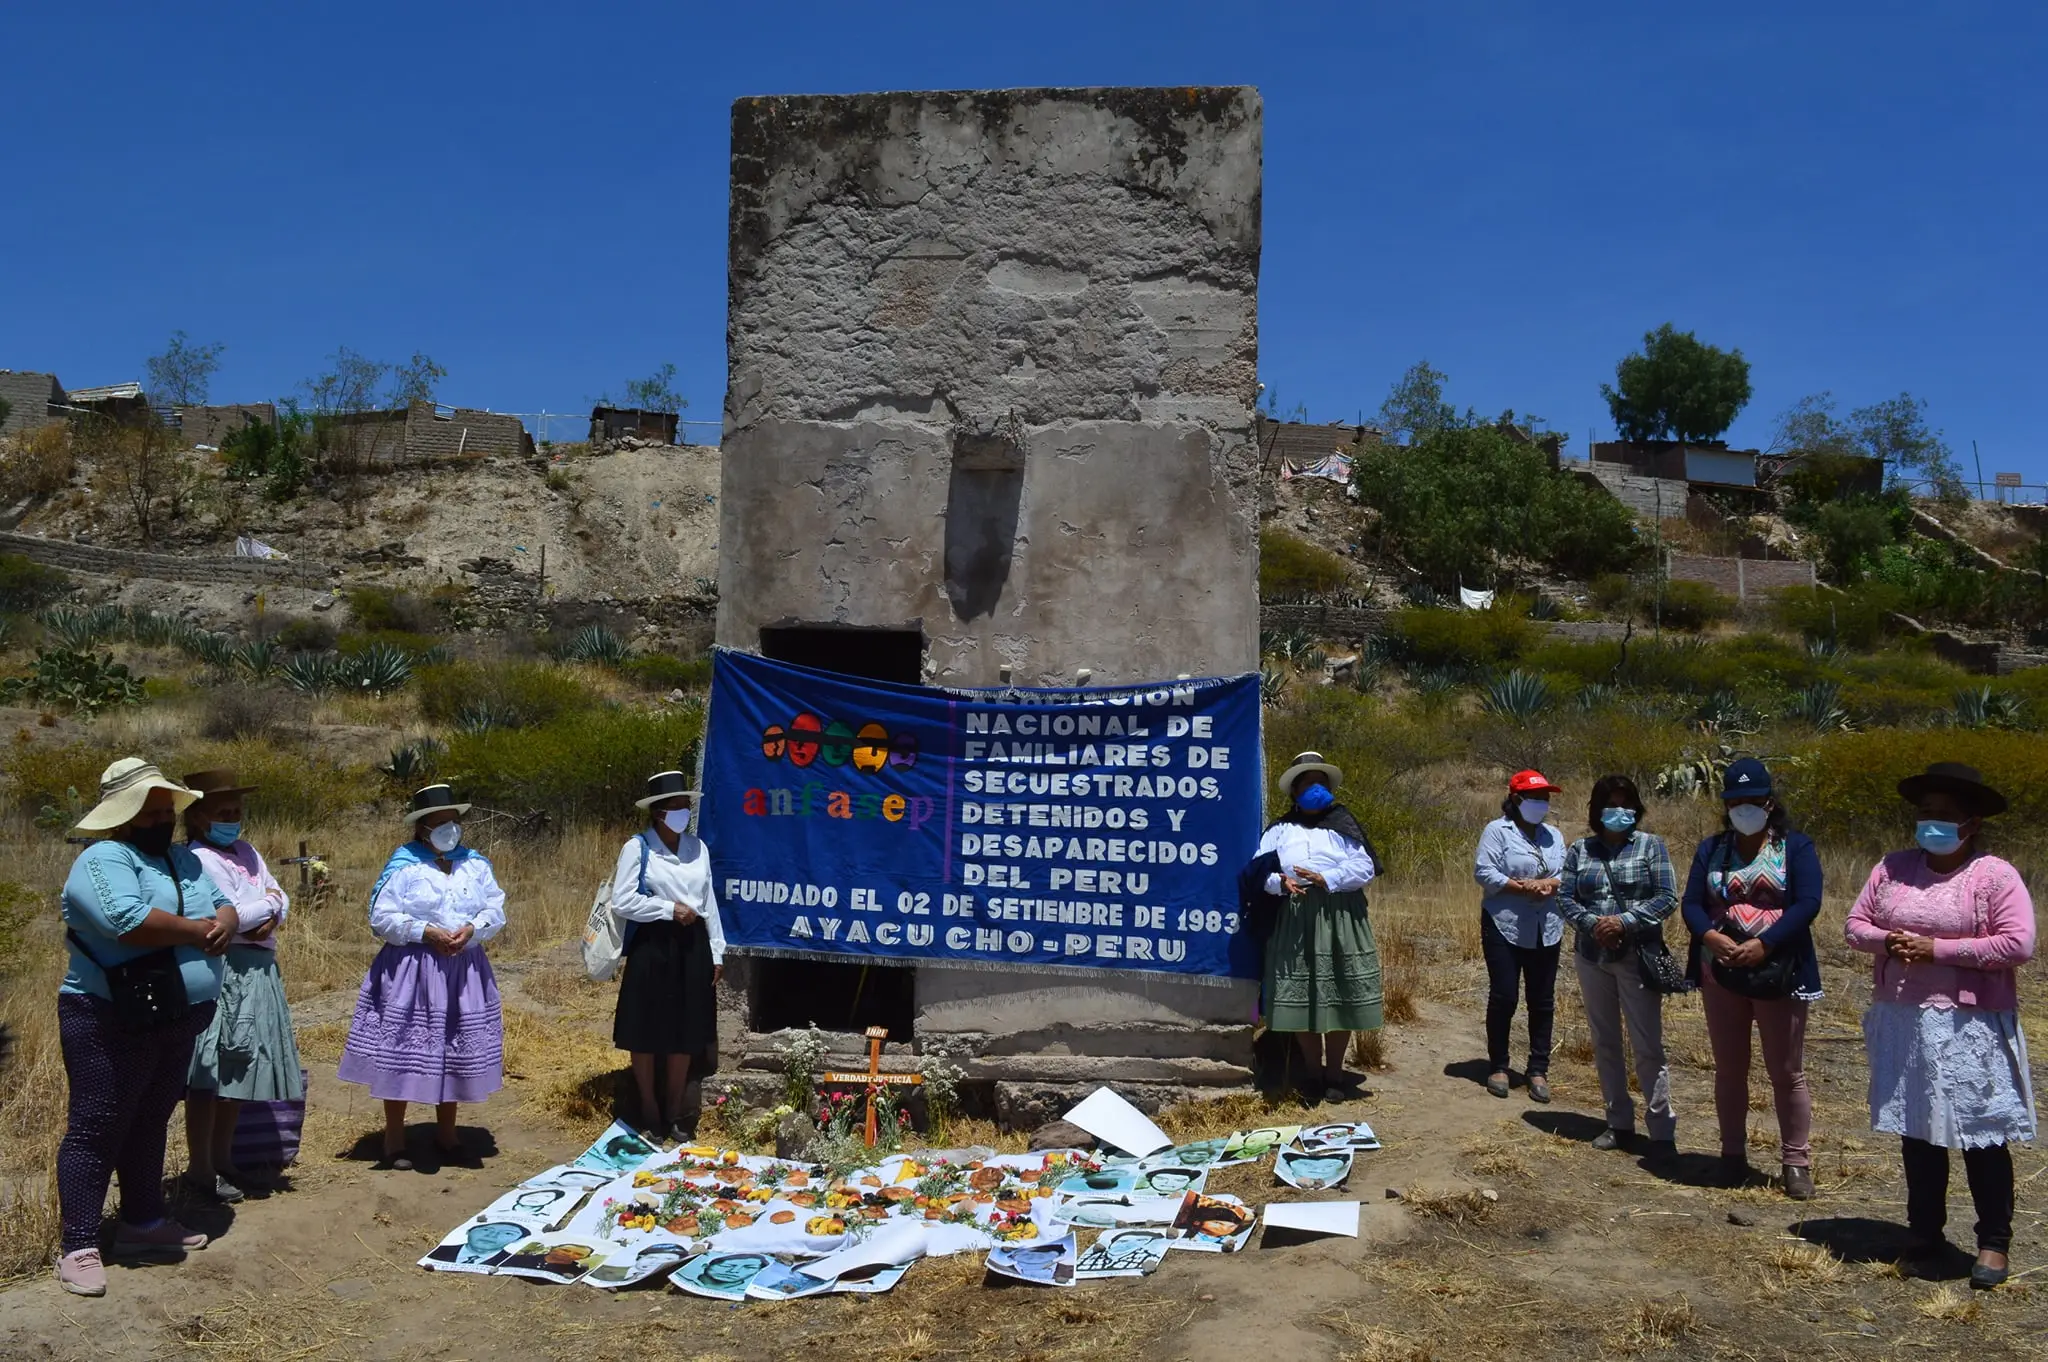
xmin=1557 ymin=830 xmax=1679 ymax=961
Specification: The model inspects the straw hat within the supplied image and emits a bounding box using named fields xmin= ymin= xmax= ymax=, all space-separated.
xmin=634 ymin=770 xmax=701 ymax=809
xmin=403 ymin=783 xmax=472 ymax=824
xmin=74 ymin=758 xmax=200 ymax=832
xmin=1276 ymin=751 xmax=1343 ymax=795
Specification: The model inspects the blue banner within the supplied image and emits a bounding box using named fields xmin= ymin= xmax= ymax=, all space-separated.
xmin=700 ymin=651 xmax=1264 ymax=980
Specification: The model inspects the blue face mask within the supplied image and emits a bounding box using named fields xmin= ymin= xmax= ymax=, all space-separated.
xmin=1600 ymin=807 xmax=1638 ymax=833
xmin=1295 ymin=783 xmax=1336 ymax=813
xmin=203 ymin=821 xmax=242 ymax=848
xmin=1915 ymin=820 xmax=1963 ymax=856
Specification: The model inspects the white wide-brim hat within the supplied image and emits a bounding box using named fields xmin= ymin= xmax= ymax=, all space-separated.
xmin=1277 ymin=750 xmax=1343 ymax=795
xmin=74 ymin=758 xmax=200 ymax=832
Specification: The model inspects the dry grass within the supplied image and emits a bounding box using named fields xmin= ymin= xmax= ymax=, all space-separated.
xmin=1916 ymin=1284 xmax=1983 ymax=1324
xmin=1399 ymin=1185 xmax=1495 ymax=1223
xmin=1324 ymin=1311 xmax=1435 ymax=1362
xmin=1605 ymin=1296 xmax=1699 ymax=1355
xmin=1462 ymin=1128 xmax=1535 ymax=1183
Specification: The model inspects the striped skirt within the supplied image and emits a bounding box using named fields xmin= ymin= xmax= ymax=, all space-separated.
xmin=337 ymin=943 xmax=503 ymax=1105
xmin=189 ymin=945 xmax=305 ymax=1102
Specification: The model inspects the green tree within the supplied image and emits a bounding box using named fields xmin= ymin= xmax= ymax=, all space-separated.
xmin=1353 ymin=426 xmax=1645 ymax=588
xmin=1601 ymin=323 xmax=1752 ymax=443
xmin=1376 ymin=360 xmax=1460 ymax=444
xmin=391 ymin=351 xmax=447 ymax=406
xmin=620 ymin=363 xmax=686 ymax=414
xmin=1768 ymin=390 xmax=1961 ymax=493
xmin=145 ymin=331 xmax=225 ymax=407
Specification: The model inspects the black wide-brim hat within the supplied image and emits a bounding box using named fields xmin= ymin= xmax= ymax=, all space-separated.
xmin=635 ymin=769 xmax=701 ymax=809
xmin=1897 ymin=762 xmax=2008 ymax=817
xmin=404 ymin=783 xmax=472 ymax=824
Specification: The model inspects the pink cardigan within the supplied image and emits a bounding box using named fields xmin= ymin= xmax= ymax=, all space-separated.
xmin=1844 ymin=851 xmax=2036 ymax=1012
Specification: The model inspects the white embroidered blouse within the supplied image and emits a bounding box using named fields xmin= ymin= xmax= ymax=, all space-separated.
xmin=369 ymin=854 xmax=508 ymax=948
xmin=1256 ymin=823 xmax=1377 ymax=897
xmin=190 ymin=839 xmax=290 ymax=949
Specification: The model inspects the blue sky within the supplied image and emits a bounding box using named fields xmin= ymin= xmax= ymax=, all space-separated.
xmin=3 ymin=3 xmax=2042 ymax=479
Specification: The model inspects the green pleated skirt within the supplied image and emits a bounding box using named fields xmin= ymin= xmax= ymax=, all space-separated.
xmin=1263 ymin=887 xmax=1383 ymax=1034
xmin=190 ymin=945 xmax=306 ymax=1102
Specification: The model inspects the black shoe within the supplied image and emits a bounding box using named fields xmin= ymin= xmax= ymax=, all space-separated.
xmin=1526 ymin=1075 xmax=1551 ymax=1104
xmin=1592 ymin=1128 xmax=1630 ymax=1152
xmin=1717 ymin=1156 xmax=1755 ymax=1189
xmin=1485 ymin=1071 xmax=1511 ymax=1099
xmin=1644 ymin=1139 xmax=1680 ymax=1169
xmin=1970 ymin=1256 xmax=2011 ymax=1291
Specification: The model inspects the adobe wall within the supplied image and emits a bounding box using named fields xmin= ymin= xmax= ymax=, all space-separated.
xmin=716 ymin=87 xmax=1265 ymax=1091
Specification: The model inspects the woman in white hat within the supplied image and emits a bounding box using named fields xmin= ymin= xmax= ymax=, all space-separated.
xmin=611 ymin=771 xmax=726 ymax=1141
xmin=337 ymin=784 xmax=506 ymax=1171
xmin=1251 ymin=752 xmax=1384 ymax=1101
xmin=54 ymin=759 xmax=238 ymax=1297
xmin=178 ymin=768 xmax=305 ymax=1205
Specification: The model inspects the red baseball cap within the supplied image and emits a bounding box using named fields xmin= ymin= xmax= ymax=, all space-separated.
xmin=1509 ymin=769 xmax=1561 ymax=795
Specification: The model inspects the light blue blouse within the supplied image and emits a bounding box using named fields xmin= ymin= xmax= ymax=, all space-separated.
xmin=61 ymin=840 xmax=229 ymax=1002
xmin=1473 ymin=816 xmax=1567 ymax=948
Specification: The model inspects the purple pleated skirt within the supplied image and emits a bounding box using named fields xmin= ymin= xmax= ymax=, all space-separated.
xmin=337 ymin=943 xmax=503 ymax=1105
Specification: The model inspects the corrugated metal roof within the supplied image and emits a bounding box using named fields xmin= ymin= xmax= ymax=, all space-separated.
xmin=66 ymin=382 xmax=145 ymax=402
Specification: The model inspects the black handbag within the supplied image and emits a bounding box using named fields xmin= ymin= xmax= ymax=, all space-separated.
xmin=67 ymin=854 xmax=192 ymax=1030
xmin=1635 ymin=931 xmax=1694 ymax=996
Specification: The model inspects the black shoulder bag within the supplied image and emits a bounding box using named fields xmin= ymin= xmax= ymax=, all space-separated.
xmin=67 ymin=854 xmax=192 ymax=1030
xmin=1707 ymin=835 xmax=1798 ymax=1000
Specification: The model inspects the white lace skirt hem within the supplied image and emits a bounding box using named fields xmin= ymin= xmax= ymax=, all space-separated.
xmin=1864 ymin=1000 xmax=2037 ymax=1149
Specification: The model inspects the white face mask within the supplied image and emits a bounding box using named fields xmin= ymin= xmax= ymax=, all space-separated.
xmin=1516 ymin=798 xmax=1550 ymax=824
xmin=1726 ymin=804 xmax=1770 ymax=836
xmin=662 ymin=807 xmax=693 ymax=834
xmin=428 ymin=822 xmax=462 ymax=853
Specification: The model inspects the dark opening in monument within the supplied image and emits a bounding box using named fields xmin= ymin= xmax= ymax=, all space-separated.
xmin=748 ymin=625 xmax=923 ymax=1037
xmin=943 ymin=421 xmax=1026 ymax=621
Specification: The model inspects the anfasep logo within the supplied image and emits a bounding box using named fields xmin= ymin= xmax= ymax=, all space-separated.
xmin=761 ymin=715 xmax=920 ymax=772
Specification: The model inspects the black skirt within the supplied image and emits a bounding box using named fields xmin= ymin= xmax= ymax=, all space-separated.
xmin=612 ymin=917 xmax=718 ymax=1066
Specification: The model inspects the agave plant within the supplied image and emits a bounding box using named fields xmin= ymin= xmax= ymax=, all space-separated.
xmin=280 ymin=651 xmax=343 ymax=696
xmin=38 ymin=605 xmax=123 ymax=650
xmin=1414 ymin=667 xmax=1462 ymax=712
xmin=1576 ymin=682 xmax=1621 ymax=713
xmin=1259 ymin=665 xmax=1291 ymax=707
xmin=562 ymin=623 xmax=631 ymax=666
xmin=179 ymin=630 xmax=239 ymax=675
xmin=1693 ymin=690 xmax=1765 ymax=737
xmin=1951 ymin=687 xmax=2026 ymax=731
xmin=340 ymin=642 xmax=413 ymax=695
xmin=122 ymin=608 xmax=185 ymax=647
xmin=1481 ymin=669 xmax=1552 ymax=722
xmin=454 ymin=700 xmax=521 ymax=734
xmin=381 ymin=736 xmax=446 ymax=783
xmin=235 ymin=639 xmax=281 ymax=679
xmin=1347 ymin=657 xmax=1384 ymax=694
xmin=1784 ymin=681 xmax=1852 ymax=733
xmin=1804 ymin=635 xmax=1842 ymax=661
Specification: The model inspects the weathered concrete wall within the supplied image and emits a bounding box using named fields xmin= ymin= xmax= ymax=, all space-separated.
xmin=717 ymin=87 xmax=1265 ymax=1073
xmin=0 ymin=371 xmax=64 ymax=440
xmin=719 ymin=86 xmax=1263 ymax=687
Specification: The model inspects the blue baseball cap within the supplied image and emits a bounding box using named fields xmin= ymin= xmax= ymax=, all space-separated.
xmin=1721 ymin=758 xmax=1772 ymax=799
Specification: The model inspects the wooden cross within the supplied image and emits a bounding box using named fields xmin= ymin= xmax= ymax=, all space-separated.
xmin=820 ymin=1025 xmax=924 ymax=1147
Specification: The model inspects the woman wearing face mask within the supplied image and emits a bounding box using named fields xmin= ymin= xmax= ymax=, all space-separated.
xmin=1557 ymin=774 xmax=1680 ymax=1159
xmin=1472 ymin=770 xmax=1567 ymax=1103
xmin=1679 ymin=758 xmax=1825 ymax=1199
xmin=1845 ymin=763 xmax=2036 ymax=1290
xmin=55 ymin=760 xmax=235 ymax=1297
xmin=178 ymin=769 xmax=305 ymax=1205
xmin=338 ymin=784 xmax=506 ymax=1171
xmin=610 ymin=771 xmax=726 ymax=1141
xmin=1252 ymin=752 xmax=1383 ymax=1101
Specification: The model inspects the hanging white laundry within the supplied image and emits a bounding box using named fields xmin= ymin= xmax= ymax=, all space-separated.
xmin=235 ymin=535 xmax=286 ymax=560
xmin=1458 ymin=587 xmax=1496 ymax=610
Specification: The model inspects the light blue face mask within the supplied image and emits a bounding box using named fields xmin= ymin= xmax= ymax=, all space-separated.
xmin=203 ymin=821 xmax=242 ymax=848
xmin=1600 ymin=807 xmax=1638 ymax=833
xmin=1295 ymin=783 xmax=1335 ymax=813
xmin=1915 ymin=820 xmax=1963 ymax=856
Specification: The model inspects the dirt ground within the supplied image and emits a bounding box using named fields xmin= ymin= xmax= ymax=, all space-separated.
xmin=2 ymin=948 xmax=2042 ymax=1362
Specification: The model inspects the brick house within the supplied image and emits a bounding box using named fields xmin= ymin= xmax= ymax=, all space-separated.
xmin=0 ymin=371 xmax=65 ymax=440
